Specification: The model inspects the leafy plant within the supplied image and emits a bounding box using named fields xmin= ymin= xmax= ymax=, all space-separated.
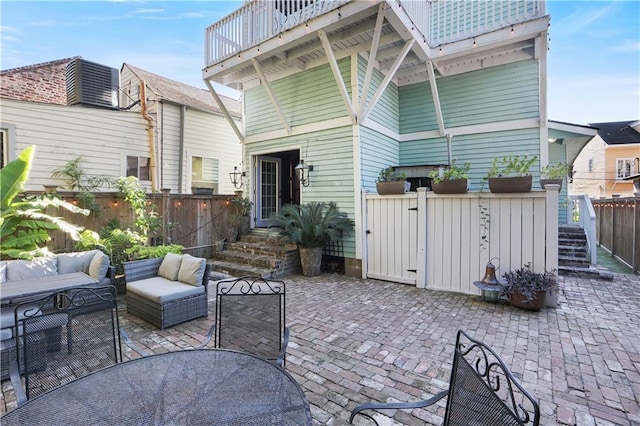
xmin=377 ymin=166 xmax=406 ymax=182
xmin=501 ymin=263 xmax=557 ymax=303
xmin=100 ymin=228 xmax=145 ymax=274
xmin=1 ymin=146 xmax=89 ymax=259
xmin=486 ymin=155 xmax=537 ymax=178
xmin=228 ymin=196 xmax=253 ymax=240
xmin=115 ymin=176 xmax=161 ymax=241
xmin=52 ymin=157 xmax=111 ymax=215
xmin=541 ymin=162 xmax=569 ymax=179
xmin=127 ymin=244 xmax=184 ymax=260
xmin=428 ymin=160 xmax=471 ymax=184
xmin=268 ymin=202 xmax=354 ymax=248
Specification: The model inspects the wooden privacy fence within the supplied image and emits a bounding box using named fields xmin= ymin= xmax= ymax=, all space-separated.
xmin=31 ymin=191 xmax=236 ymax=259
xmin=592 ymin=197 xmax=640 ymax=273
xmin=363 ymin=187 xmax=559 ymax=303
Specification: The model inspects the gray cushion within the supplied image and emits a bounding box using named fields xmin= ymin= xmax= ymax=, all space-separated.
xmin=89 ymin=251 xmax=109 ymax=280
xmin=126 ymin=277 xmax=204 ymax=304
xmin=0 ymin=304 xmax=43 ymax=341
xmin=177 ymin=254 xmax=206 ymax=287
xmin=158 ymin=253 xmax=182 ymax=281
xmin=0 ymin=261 xmax=6 ymax=284
xmin=6 ymin=257 xmax=58 ymax=282
xmin=57 ymin=250 xmax=99 ymax=275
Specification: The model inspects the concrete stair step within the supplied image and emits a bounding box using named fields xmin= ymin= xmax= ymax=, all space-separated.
xmin=559 ymin=246 xmax=588 ymax=255
xmin=558 ymin=265 xmax=614 ymax=280
xmin=558 ymin=256 xmax=590 ymax=267
xmin=216 ymin=250 xmax=283 ymax=269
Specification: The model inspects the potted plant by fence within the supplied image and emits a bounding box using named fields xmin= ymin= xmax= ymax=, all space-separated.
xmin=484 ymin=154 xmax=537 ymax=193
xmin=500 ymin=263 xmax=557 ymax=311
xmin=540 ymin=162 xmax=569 ymax=190
xmin=228 ymin=196 xmax=253 ymax=242
xmin=268 ymin=202 xmax=354 ymax=277
xmin=376 ymin=166 xmax=410 ymax=195
xmin=428 ymin=160 xmax=471 ymax=194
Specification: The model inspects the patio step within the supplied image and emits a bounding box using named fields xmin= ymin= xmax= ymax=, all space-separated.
xmin=209 ymin=230 xmax=300 ymax=279
xmin=558 ymin=225 xmax=591 ymax=275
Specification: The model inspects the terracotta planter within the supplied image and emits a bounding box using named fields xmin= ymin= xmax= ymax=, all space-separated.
xmin=509 ymin=290 xmax=546 ymax=311
xmin=540 ymin=179 xmax=563 ymax=191
xmin=431 ymin=178 xmax=468 ymax=194
xmin=488 ymin=176 xmax=532 ymax=193
xmin=299 ymin=246 xmax=322 ymax=276
xmin=376 ymin=181 xmax=409 ymax=195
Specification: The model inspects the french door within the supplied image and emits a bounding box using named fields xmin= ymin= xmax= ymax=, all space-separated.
xmin=255 ymin=156 xmax=281 ymax=227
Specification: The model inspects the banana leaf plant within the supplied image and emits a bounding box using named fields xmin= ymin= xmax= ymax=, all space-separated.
xmin=1 ymin=146 xmax=89 ymax=259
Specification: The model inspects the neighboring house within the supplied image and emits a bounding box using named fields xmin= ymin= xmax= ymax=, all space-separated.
xmin=201 ymin=0 xmax=594 ymax=277
xmin=0 ymin=58 xmax=242 ymax=195
xmin=570 ymin=121 xmax=640 ymax=198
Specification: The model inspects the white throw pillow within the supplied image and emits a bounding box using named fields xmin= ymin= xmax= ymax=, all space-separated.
xmin=89 ymin=251 xmax=109 ymax=280
xmin=177 ymin=254 xmax=206 ymax=287
xmin=158 ymin=253 xmax=183 ymax=281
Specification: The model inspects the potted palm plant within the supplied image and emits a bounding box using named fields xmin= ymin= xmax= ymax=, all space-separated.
xmin=484 ymin=154 xmax=537 ymax=193
xmin=428 ymin=160 xmax=471 ymax=194
xmin=500 ymin=263 xmax=557 ymax=311
xmin=540 ymin=162 xmax=569 ymax=190
xmin=376 ymin=167 xmax=410 ymax=195
xmin=268 ymin=202 xmax=354 ymax=276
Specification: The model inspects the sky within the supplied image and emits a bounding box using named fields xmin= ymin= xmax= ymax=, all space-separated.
xmin=1 ymin=1 xmax=638 ymax=126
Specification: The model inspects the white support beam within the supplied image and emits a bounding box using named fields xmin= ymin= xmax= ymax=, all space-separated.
xmin=427 ymin=61 xmax=446 ymax=136
xmin=359 ymin=3 xmax=385 ymax=116
xmin=203 ymin=79 xmax=244 ymax=143
xmin=252 ymin=58 xmax=291 ymax=135
xmin=318 ymin=29 xmax=358 ymax=123
xmin=361 ymin=39 xmax=414 ymax=123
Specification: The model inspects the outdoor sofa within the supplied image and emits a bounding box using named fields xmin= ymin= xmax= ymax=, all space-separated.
xmin=0 ymin=250 xmax=114 ymax=379
xmin=124 ymin=254 xmax=210 ymax=330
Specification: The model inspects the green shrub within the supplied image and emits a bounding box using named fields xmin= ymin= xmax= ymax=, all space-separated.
xmin=127 ymin=244 xmax=184 ymax=260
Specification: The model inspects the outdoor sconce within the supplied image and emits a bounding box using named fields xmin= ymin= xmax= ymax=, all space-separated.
xmin=295 ymin=160 xmax=314 ymax=187
xmin=229 ymin=166 xmax=245 ymax=189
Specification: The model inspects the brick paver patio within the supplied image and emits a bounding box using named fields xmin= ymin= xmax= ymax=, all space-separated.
xmin=2 ymin=272 xmax=639 ymax=425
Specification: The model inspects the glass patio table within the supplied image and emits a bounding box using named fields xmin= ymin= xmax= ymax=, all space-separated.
xmin=2 ymin=349 xmax=312 ymax=425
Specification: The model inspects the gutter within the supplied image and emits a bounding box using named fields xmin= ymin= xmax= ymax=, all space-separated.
xmin=139 ymin=80 xmax=157 ymax=191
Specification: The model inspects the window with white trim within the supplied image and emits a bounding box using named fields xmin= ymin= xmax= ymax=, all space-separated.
xmin=126 ymin=155 xmax=150 ymax=181
xmin=191 ymin=155 xmax=219 ymax=193
xmin=1 ymin=128 xmax=8 ymax=168
xmin=616 ymin=158 xmax=634 ymax=180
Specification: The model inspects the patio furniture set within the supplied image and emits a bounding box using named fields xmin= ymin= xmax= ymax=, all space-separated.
xmin=1 ymin=252 xmax=541 ymax=425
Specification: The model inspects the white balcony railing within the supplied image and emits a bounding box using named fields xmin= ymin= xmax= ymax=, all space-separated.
xmin=204 ymin=0 xmax=544 ymax=68
xmin=205 ymin=0 xmax=348 ymax=67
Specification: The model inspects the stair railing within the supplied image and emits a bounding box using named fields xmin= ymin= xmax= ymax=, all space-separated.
xmin=570 ymin=195 xmax=597 ymax=266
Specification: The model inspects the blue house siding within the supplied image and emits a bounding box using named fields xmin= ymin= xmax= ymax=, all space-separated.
xmin=360 ymin=126 xmax=400 ymax=193
xmin=244 ymin=58 xmax=352 ymax=136
xmin=358 ymin=56 xmax=400 ymax=134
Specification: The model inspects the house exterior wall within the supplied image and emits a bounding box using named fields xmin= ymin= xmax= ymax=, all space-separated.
xmin=157 ymin=102 xmax=182 ymax=192
xmin=0 ymin=98 xmax=148 ymax=190
xmin=605 ymin=145 xmax=639 ymax=197
xmin=0 ymin=58 xmax=71 ymax=106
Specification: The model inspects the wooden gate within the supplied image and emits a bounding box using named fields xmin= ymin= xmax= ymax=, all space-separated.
xmin=363 ymin=193 xmax=418 ymax=285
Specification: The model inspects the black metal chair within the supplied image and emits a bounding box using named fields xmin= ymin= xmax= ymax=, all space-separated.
xmin=200 ymin=276 xmax=289 ymax=367
xmin=9 ymin=285 xmax=122 ymax=405
xmin=350 ymin=330 xmax=540 ymax=426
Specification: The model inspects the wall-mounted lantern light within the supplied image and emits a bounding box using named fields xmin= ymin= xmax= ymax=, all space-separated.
xmin=295 ymin=159 xmax=314 ymax=187
xmin=229 ymin=166 xmax=246 ymax=189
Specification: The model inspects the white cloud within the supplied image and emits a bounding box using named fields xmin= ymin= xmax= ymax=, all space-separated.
xmin=133 ymin=8 xmax=164 ymax=14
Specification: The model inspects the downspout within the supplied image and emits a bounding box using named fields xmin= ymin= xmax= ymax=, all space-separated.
xmin=139 ymin=81 xmax=157 ymax=191
xmin=179 ymin=106 xmax=186 ymax=193
xmin=446 ymin=133 xmax=453 ymax=164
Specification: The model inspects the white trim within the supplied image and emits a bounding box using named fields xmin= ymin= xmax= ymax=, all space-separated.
xmin=359 ymin=4 xmax=385 ymax=117
xmin=251 ymin=58 xmax=291 ymax=134
xmin=204 ymin=79 xmax=245 ymax=142
xmin=189 ymin=152 xmax=222 ymax=193
xmin=244 ymin=116 xmax=353 ymax=144
xmin=604 ymin=143 xmax=640 ymax=149
xmin=318 ymin=30 xmax=357 ymax=122
xmin=427 ymin=61 xmax=445 ymax=136
xmin=0 ymin=122 xmax=17 ymax=165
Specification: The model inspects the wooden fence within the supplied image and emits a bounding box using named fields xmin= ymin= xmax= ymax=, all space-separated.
xmin=593 ymin=197 xmax=640 ymax=273
xmin=30 ymin=191 xmax=236 ymax=259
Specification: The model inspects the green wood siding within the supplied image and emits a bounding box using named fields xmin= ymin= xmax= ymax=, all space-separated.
xmin=358 ymin=56 xmax=399 ymax=133
xmin=244 ymin=59 xmax=351 ymax=136
xmin=548 ymin=141 xmax=569 ymax=224
xmin=245 ymin=126 xmax=357 ymax=257
xmin=399 ymin=60 xmax=539 ymax=133
xmin=360 ymin=126 xmax=399 ymax=193
xmin=400 ymin=127 xmax=541 ymax=191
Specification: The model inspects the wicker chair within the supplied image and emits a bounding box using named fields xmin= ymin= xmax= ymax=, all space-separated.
xmin=124 ymin=257 xmax=210 ymax=329
xmin=349 ymin=330 xmax=540 ymax=426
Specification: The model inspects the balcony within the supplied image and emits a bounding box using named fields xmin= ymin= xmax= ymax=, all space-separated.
xmin=203 ymin=0 xmax=547 ymax=88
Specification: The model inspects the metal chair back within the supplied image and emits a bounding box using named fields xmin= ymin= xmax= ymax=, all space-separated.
xmin=444 ymin=330 xmax=540 ymax=425
xmin=214 ymin=277 xmax=287 ymax=366
xmin=13 ymin=285 xmax=122 ymax=401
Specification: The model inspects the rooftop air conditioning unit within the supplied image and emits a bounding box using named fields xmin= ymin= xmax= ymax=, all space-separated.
xmin=66 ymin=58 xmax=119 ymax=109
